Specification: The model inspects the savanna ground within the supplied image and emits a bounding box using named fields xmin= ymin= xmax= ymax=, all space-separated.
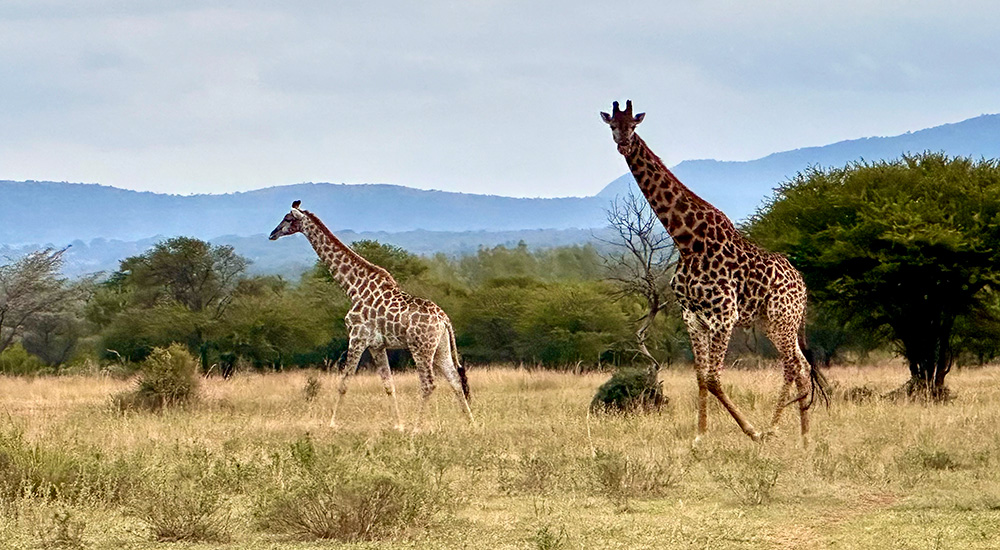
xmin=2 ymin=363 xmax=1000 ymax=549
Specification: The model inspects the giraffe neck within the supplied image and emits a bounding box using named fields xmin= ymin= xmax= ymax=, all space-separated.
xmin=299 ymin=211 xmax=398 ymax=302
xmin=624 ymin=135 xmax=738 ymax=255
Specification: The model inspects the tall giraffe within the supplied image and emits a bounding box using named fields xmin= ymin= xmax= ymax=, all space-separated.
xmin=601 ymin=101 xmax=827 ymax=445
xmin=269 ymin=201 xmax=474 ymax=430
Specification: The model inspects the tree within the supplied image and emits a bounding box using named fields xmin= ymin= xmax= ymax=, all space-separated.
xmin=599 ymin=191 xmax=679 ymax=368
xmin=118 ymin=237 xmax=247 ymax=317
xmin=96 ymin=237 xmax=250 ymax=365
xmin=748 ymin=153 xmax=1000 ymax=398
xmin=349 ymin=240 xmax=428 ymax=283
xmin=0 ymin=248 xmax=85 ymax=355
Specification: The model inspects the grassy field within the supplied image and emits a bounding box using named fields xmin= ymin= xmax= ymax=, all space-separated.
xmin=2 ymin=362 xmax=1000 ymax=549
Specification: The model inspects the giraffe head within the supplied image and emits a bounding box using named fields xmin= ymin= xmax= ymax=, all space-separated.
xmin=268 ymin=200 xmax=307 ymax=240
xmin=600 ymin=100 xmax=645 ymax=155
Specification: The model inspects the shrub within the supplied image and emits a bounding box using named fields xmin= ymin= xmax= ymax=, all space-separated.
xmin=590 ymin=449 xmax=683 ymax=511
xmin=35 ymin=509 xmax=86 ymax=550
xmin=0 ymin=342 xmax=48 ymax=375
xmin=134 ymin=481 xmax=231 ymax=543
xmin=0 ymin=428 xmax=142 ymax=505
xmin=113 ymin=343 xmax=199 ymax=411
xmin=590 ymin=367 xmax=666 ymax=413
xmin=260 ymin=468 xmax=443 ymax=541
xmin=303 ymin=374 xmax=322 ymax=402
xmin=710 ymin=452 xmax=781 ymax=506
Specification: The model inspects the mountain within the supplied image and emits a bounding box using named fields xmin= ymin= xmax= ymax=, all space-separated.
xmin=0 ymin=181 xmax=609 ymax=247
xmin=598 ymin=113 xmax=1000 ymax=219
xmin=3 ymin=112 xmax=999 ymax=276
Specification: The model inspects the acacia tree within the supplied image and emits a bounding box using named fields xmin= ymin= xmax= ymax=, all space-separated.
xmin=748 ymin=153 xmax=1000 ymax=398
xmin=0 ymin=248 xmax=85 ymax=355
xmin=599 ymin=191 xmax=678 ymax=368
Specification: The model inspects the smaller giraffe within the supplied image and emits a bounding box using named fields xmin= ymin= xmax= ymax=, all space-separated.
xmin=269 ymin=201 xmax=473 ymax=430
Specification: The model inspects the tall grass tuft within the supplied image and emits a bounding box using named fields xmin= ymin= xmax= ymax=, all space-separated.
xmin=260 ymin=470 xmax=442 ymax=541
xmin=35 ymin=509 xmax=86 ymax=550
xmin=133 ymin=480 xmax=232 ymax=543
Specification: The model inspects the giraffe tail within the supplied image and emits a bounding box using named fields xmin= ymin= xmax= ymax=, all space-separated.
xmin=798 ymin=329 xmax=830 ymax=410
xmin=449 ymin=323 xmax=470 ymax=401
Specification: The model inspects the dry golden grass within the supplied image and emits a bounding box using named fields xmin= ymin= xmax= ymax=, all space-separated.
xmin=2 ymin=362 xmax=1000 ymax=549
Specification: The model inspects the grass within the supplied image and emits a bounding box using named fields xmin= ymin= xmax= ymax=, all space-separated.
xmin=0 ymin=362 xmax=999 ymax=548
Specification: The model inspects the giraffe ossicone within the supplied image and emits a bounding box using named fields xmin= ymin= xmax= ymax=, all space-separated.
xmin=269 ymin=200 xmax=474 ymax=431
xmin=602 ymin=101 xmax=828 ymax=446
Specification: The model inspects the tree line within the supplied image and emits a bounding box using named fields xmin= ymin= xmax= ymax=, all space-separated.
xmin=2 ymin=153 xmax=999 ymax=394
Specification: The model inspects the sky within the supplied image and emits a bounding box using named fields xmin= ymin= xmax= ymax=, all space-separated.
xmin=2 ymin=1 xmax=999 ymax=198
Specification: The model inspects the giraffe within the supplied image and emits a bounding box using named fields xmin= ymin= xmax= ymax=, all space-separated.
xmin=601 ymin=101 xmax=827 ymax=445
xmin=269 ymin=200 xmax=474 ymax=430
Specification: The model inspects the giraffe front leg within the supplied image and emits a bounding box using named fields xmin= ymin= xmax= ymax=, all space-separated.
xmin=329 ymin=342 xmax=365 ymax=429
xmin=372 ymin=347 xmax=404 ymax=431
xmin=684 ymin=312 xmax=712 ymax=446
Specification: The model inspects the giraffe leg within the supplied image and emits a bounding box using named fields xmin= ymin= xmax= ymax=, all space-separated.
xmin=704 ymin=328 xmax=762 ymax=442
xmin=764 ymin=310 xmax=812 ymax=445
xmin=685 ymin=316 xmax=712 ymax=445
xmin=372 ymin=347 xmax=404 ymax=431
xmin=329 ymin=342 xmax=365 ymax=428
xmin=412 ymin=348 xmax=436 ymax=433
xmin=796 ymin=369 xmax=811 ymax=447
xmin=433 ymin=333 xmax=474 ymax=424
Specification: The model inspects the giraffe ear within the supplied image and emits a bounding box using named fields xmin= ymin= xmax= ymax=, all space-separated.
xmin=600 ymin=111 xmax=612 ymax=124
xmin=634 ymin=113 xmax=645 ymax=124
xmin=291 ymin=200 xmax=301 ymax=209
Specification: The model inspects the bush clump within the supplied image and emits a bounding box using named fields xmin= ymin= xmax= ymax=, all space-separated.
xmin=590 ymin=367 xmax=666 ymax=413
xmin=259 ymin=467 xmax=444 ymax=541
xmin=133 ymin=480 xmax=231 ymax=543
xmin=113 ymin=343 xmax=200 ymax=412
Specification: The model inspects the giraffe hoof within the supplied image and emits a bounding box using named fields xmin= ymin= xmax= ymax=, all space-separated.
xmin=749 ymin=431 xmax=764 ymax=443
xmin=392 ymin=424 xmax=406 ymax=432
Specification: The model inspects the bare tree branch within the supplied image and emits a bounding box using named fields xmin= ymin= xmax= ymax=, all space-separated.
xmin=598 ymin=192 xmax=678 ymax=370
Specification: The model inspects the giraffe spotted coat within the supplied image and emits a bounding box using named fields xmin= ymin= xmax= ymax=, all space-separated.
xmin=602 ymin=100 xmax=825 ymax=445
xmin=269 ymin=201 xmax=473 ymax=430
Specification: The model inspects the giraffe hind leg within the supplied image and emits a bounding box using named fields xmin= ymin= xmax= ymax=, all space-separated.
xmin=412 ymin=348 xmax=436 ymax=433
xmin=765 ymin=321 xmax=811 ymax=444
xmin=433 ymin=333 xmax=474 ymax=424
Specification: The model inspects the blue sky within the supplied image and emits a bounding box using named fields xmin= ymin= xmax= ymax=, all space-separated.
xmin=2 ymin=1 xmax=998 ymax=197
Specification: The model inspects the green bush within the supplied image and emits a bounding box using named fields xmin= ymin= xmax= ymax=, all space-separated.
xmin=0 ymin=342 xmax=48 ymax=375
xmin=113 ymin=343 xmax=199 ymax=411
xmin=590 ymin=367 xmax=666 ymax=413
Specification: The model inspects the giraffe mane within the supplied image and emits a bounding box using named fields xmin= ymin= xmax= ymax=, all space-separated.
xmin=299 ymin=209 xmax=399 ymax=285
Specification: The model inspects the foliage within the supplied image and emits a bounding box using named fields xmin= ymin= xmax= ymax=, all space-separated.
xmin=115 ymin=236 xmax=247 ymax=315
xmin=749 ymin=153 xmax=1000 ymax=392
xmin=589 ymin=367 xmax=666 ymax=413
xmin=114 ymin=344 xmax=199 ymax=411
xmin=0 ymin=248 xmax=86 ymax=355
xmin=0 ymin=342 xmax=47 ymax=375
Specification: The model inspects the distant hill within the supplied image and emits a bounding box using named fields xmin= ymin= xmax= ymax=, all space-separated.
xmin=3 ymin=112 xmax=999 ymax=276
xmin=599 ymin=113 xmax=1000 ymax=219
xmin=0 ymin=181 xmax=609 ymax=247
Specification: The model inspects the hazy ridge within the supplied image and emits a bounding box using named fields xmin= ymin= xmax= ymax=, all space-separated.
xmin=4 ymin=113 xmax=998 ymax=276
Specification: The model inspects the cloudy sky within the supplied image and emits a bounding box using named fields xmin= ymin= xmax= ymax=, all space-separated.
xmin=2 ymin=1 xmax=998 ymax=198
